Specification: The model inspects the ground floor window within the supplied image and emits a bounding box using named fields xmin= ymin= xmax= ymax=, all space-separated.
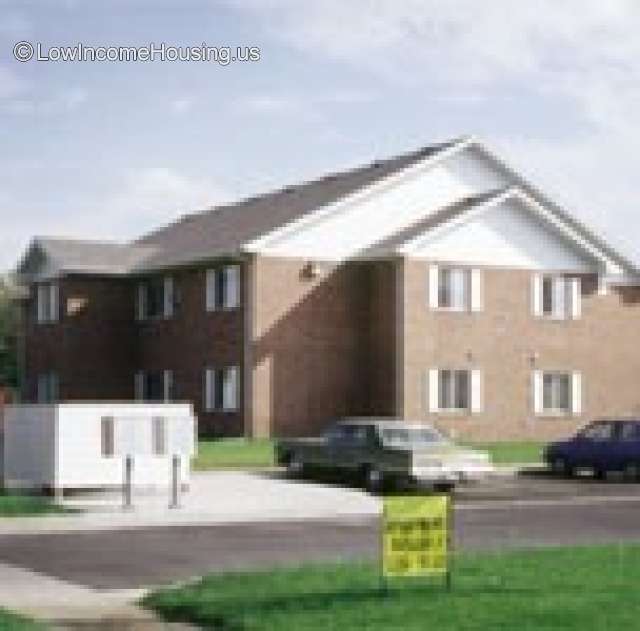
xmin=37 ymin=372 xmax=58 ymax=403
xmin=427 ymin=368 xmax=482 ymax=414
xmin=533 ymin=370 xmax=581 ymax=416
xmin=204 ymin=366 xmax=239 ymax=412
xmin=135 ymin=370 xmax=173 ymax=402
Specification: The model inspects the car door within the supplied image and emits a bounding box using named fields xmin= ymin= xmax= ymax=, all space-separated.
xmin=581 ymin=421 xmax=616 ymax=473
xmin=618 ymin=421 xmax=640 ymax=470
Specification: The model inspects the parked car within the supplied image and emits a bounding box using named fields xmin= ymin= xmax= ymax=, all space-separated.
xmin=544 ymin=419 xmax=640 ymax=479
xmin=276 ymin=418 xmax=493 ymax=492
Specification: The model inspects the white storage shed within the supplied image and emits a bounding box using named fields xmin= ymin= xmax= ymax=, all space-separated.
xmin=2 ymin=403 xmax=196 ymax=492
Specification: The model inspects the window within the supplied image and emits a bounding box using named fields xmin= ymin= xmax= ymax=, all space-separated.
xmin=580 ymin=421 xmax=615 ymax=441
xmin=533 ymin=274 xmax=581 ymax=319
xmin=204 ymin=366 xmax=239 ymax=412
xmin=136 ymin=276 xmax=175 ymax=321
xmin=37 ymin=373 xmax=58 ymax=403
xmin=439 ymin=369 xmax=470 ymax=411
xmin=429 ymin=265 xmax=481 ymax=312
xmin=427 ymin=368 xmax=482 ymax=414
xmin=135 ymin=370 xmax=173 ymax=402
xmin=206 ymin=265 xmax=240 ymax=311
xmin=152 ymin=416 xmax=167 ymax=456
xmin=101 ymin=416 xmax=115 ymax=457
xmin=533 ymin=370 xmax=581 ymax=416
xmin=36 ymin=282 xmax=59 ymax=323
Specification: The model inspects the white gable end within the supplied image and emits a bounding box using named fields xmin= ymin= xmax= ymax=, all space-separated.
xmin=406 ymin=196 xmax=597 ymax=272
xmin=250 ymin=144 xmax=511 ymax=260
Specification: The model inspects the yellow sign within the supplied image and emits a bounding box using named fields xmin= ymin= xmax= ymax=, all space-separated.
xmin=382 ymin=495 xmax=450 ymax=578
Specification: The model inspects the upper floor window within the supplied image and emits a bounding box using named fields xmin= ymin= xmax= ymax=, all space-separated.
xmin=204 ymin=365 xmax=239 ymax=412
xmin=137 ymin=276 xmax=175 ymax=321
xmin=428 ymin=265 xmax=482 ymax=312
xmin=206 ymin=265 xmax=240 ymax=311
xmin=37 ymin=372 xmax=58 ymax=403
xmin=532 ymin=370 xmax=581 ymax=416
xmin=532 ymin=274 xmax=581 ymax=320
xmin=135 ymin=369 xmax=173 ymax=402
xmin=36 ymin=282 xmax=59 ymax=324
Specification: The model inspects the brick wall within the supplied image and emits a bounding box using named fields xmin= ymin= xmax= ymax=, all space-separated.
xmin=400 ymin=261 xmax=640 ymax=441
xmin=136 ymin=266 xmax=244 ymax=437
xmin=23 ymin=276 xmax=136 ymax=402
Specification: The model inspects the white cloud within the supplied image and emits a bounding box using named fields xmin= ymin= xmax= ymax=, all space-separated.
xmin=238 ymin=89 xmax=375 ymax=116
xmin=3 ymin=86 xmax=89 ymax=115
xmin=170 ymin=96 xmax=195 ymax=114
xmin=96 ymin=167 xmax=228 ymax=237
xmin=0 ymin=65 xmax=27 ymax=100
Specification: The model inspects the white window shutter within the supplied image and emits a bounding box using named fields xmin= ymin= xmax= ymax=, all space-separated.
xmin=136 ymin=283 xmax=147 ymax=321
xmin=163 ymin=276 xmax=174 ymax=319
xmin=428 ymin=265 xmax=439 ymax=309
xmin=428 ymin=369 xmax=439 ymax=413
xmin=571 ymin=371 xmax=582 ymax=416
xmin=552 ymin=276 xmax=566 ymax=319
xmin=49 ymin=283 xmax=59 ymax=322
xmin=470 ymin=269 xmax=482 ymax=312
xmin=569 ymin=278 xmax=581 ymax=319
xmin=532 ymin=370 xmax=543 ymax=415
xmin=135 ymin=371 xmax=145 ymax=401
xmin=37 ymin=285 xmax=47 ymax=323
xmin=224 ymin=265 xmax=240 ymax=309
xmin=205 ymin=269 xmax=216 ymax=312
xmin=531 ymin=274 xmax=542 ymax=316
xmin=163 ymin=370 xmax=173 ymax=402
xmin=204 ymin=368 xmax=214 ymax=411
xmin=223 ymin=366 xmax=239 ymax=411
xmin=470 ymin=369 xmax=483 ymax=414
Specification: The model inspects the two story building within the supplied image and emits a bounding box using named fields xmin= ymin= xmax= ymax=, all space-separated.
xmin=16 ymin=136 xmax=640 ymax=440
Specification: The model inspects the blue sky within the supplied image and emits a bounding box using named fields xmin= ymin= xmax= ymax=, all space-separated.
xmin=2 ymin=0 xmax=640 ymax=270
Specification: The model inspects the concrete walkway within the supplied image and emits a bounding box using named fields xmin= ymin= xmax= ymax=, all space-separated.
xmin=0 ymin=561 xmax=194 ymax=629
xmin=0 ymin=471 xmax=380 ymax=535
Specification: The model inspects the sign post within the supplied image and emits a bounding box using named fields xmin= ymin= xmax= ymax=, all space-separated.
xmin=381 ymin=494 xmax=451 ymax=590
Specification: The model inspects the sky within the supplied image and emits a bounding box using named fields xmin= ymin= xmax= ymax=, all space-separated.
xmin=1 ymin=0 xmax=640 ymax=271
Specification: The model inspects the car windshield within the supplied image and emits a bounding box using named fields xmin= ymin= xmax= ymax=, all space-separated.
xmin=381 ymin=426 xmax=447 ymax=448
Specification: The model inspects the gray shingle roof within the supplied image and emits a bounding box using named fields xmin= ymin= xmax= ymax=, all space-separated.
xmin=30 ymin=238 xmax=155 ymax=276
xmin=134 ymin=141 xmax=457 ymax=270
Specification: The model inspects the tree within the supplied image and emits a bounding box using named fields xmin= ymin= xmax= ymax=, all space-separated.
xmin=0 ymin=274 xmax=19 ymax=389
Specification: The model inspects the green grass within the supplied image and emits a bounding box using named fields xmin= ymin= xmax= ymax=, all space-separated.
xmin=145 ymin=544 xmax=640 ymax=630
xmin=0 ymin=608 xmax=46 ymax=630
xmin=194 ymin=438 xmax=275 ymax=470
xmin=192 ymin=438 xmax=543 ymax=471
xmin=0 ymin=490 xmax=69 ymax=517
xmin=467 ymin=441 xmax=544 ymax=464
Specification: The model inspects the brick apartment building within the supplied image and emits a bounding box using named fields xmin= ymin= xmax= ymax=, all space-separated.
xmin=15 ymin=137 xmax=640 ymax=440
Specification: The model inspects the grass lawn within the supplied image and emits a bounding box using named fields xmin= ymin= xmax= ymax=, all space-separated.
xmin=193 ymin=438 xmax=275 ymax=470
xmin=0 ymin=490 xmax=69 ymax=517
xmin=145 ymin=544 xmax=640 ymax=630
xmin=0 ymin=608 xmax=46 ymax=630
xmin=193 ymin=438 xmax=543 ymax=470
xmin=467 ymin=441 xmax=544 ymax=464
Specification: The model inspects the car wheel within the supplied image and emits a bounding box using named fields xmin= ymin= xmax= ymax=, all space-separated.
xmin=363 ymin=465 xmax=384 ymax=494
xmin=623 ymin=462 xmax=640 ymax=482
xmin=593 ymin=468 xmax=607 ymax=481
xmin=551 ymin=457 xmax=572 ymax=477
xmin=286 ymin=453 xmax=304 ymax=478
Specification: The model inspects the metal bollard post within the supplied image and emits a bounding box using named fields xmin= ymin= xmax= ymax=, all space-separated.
xmin=169 ymin=454 xmax=181 ymax=509
xmin=123 ymin=454 xmax=134 ymax=510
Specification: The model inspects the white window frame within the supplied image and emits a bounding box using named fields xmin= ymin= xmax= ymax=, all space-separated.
xmin=427 ymin=368 xmax=482 ymax=414
xmin=532 ymin=274 xmax=581 ymax=320
xmin=36 ymin=282 xmax=59 ymax=324
xmin=206 ymin=265 xmax=241 ymax=312
xmin=428 ymin=265 xmax=482 ymax=312
xmin=136 ymin=275 xmax=175 ymax=321
xmin=204 ymin=366 xmax=240 ymax=412
xmin=532 ymin=370 xmax=581 ymax=416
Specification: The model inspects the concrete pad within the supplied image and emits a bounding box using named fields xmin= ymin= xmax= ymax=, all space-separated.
xmin=0 ymin=471 xmax=380 ymax=535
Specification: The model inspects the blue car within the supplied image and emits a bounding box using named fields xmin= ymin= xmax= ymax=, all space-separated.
xmin=544 ymin=419 xmax=640 ymax=480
